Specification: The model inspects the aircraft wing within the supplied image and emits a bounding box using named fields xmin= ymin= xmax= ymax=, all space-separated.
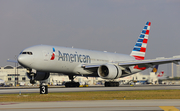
xmin=81 ymin=56 xmax=180 ymax=69
xmin=118 ymin=56 xmax=180 ymax=68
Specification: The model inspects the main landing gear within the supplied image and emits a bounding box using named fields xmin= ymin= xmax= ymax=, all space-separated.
xmin=65 ymin=75 xmax=80 ymax=87
xmin=104 ymin=81 xmax=119 ymax=87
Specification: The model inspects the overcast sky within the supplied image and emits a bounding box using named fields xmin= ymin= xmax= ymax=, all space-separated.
xmin=0 ymin=0 xmax=180 ymax=76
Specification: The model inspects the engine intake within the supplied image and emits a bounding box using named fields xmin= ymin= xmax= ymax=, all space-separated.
xmin=97 ymin=64 xmax=122 ymax=79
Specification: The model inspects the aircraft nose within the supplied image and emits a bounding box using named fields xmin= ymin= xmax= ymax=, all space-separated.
xmin=17 ymin=55 xmax=26 ymax=65
xmin=17 ymin=55 xmax=32 ymax=67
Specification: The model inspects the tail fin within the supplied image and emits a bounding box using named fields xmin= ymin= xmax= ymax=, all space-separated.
xmin=151 ymin=65 xmax=159 ymax=74
xmin=157 ymin=71 xmax=164 ymax=77
xmin=152 ymin=65 xmax=164 ymax=77
xmin=130 ymin=21 xmax=151 ymax=60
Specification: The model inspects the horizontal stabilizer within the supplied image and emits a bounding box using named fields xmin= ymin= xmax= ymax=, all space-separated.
xmin=7 ymin=59 xmax=18 ymax=63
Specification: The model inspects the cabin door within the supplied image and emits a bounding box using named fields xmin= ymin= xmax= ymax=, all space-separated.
xmin=42 ymin=50 xmax=49 ymax=61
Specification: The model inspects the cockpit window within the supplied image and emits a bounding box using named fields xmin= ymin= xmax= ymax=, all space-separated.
xmin=20 ymin=52 xmax=33 ymax=55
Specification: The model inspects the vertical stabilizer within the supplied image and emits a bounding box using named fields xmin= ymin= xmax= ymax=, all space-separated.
xmin=157 ymin=71 xmax=164 ymax=77
xmin=130 ymin=21 xmax=151 ymax=60
xmin=151 ymin=65 xmax=164 ymax=77
xmin=151 ymin=65 xmax=159 ymax=74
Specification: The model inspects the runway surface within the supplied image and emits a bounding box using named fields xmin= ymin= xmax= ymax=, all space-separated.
xmin=0 ymin=100 xmax=180 ymax=111
xmin=0 ymin=85 xmax=180 ymax=94
xmin=1 ymin=85 xmax=180 ymax=111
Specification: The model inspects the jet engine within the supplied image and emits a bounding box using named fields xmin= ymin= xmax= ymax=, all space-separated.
xmin=26 ymin=71 xmax=50 ymax=80
xmin=97 ymin=64 xmax=122 ymax=79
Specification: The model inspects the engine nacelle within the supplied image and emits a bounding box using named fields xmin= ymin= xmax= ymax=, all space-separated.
xmin=97 ymin=64 xmax=122 ymax=79
xmin=26 ymin=71 xmax=50 ymax=80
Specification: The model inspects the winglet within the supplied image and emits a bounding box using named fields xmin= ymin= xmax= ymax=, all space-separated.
xmin=130 ymin=21 xmax=151 ymax=60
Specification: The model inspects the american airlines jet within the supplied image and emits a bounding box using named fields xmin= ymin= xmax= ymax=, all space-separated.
xmin=17 ymin=21 xmax=180 ymax=87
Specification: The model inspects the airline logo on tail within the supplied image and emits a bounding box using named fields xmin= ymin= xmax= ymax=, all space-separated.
xmin=151 ymin=65 xmax=164 ymax=77
xmin=152 ymin=65 xmax=159 ymax=74
xmin=50 ymin=47 xmax=55 ymax=60
xmin=130 ymin=21 xmax=151 ymax=60
xmin=157 ymin=71 xmax=164 ymax=77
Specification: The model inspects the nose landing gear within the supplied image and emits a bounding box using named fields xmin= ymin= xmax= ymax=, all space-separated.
xmin=27 ymin=69 xmax=36 ymax=84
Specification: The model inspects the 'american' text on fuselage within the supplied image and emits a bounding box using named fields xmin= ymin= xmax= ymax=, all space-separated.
xmin=58 ymin=51 xmax=91 ymax=63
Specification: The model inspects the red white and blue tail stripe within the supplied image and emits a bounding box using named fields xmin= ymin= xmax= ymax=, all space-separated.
xmin=130 ymin=21 xmax=151 ymax=60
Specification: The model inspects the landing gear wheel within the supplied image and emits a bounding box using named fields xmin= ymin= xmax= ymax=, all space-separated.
xmin=65 ymin=75 xmax=80 ymax=87
xmin=65 ymin=82 xmax=80 ymax=87
xmin=30 ymin=80 xmax=36 ymax=84
xmin=104 ymin=82 xmax=119 ymax=87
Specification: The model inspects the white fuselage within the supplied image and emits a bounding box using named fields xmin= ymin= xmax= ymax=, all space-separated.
xmin=18 ymin=45 xmax=139 ymax=77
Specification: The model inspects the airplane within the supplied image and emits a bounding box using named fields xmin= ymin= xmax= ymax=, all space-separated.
xmin=151 ymin=65 xmax=165 ymax=77
xmin=151 ymin=65 xmax=159 ymax=74
xmin=16 ymin=21 xmax=180 ymax=87
xmin=157 ymin=71 xmax=164 ymax=77
xmin=131 ymin=65 xmax=162 ymax=85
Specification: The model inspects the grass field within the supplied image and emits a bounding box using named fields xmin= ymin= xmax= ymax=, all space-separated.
xmin=0 ymin=89 xmax=180 ymax=102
